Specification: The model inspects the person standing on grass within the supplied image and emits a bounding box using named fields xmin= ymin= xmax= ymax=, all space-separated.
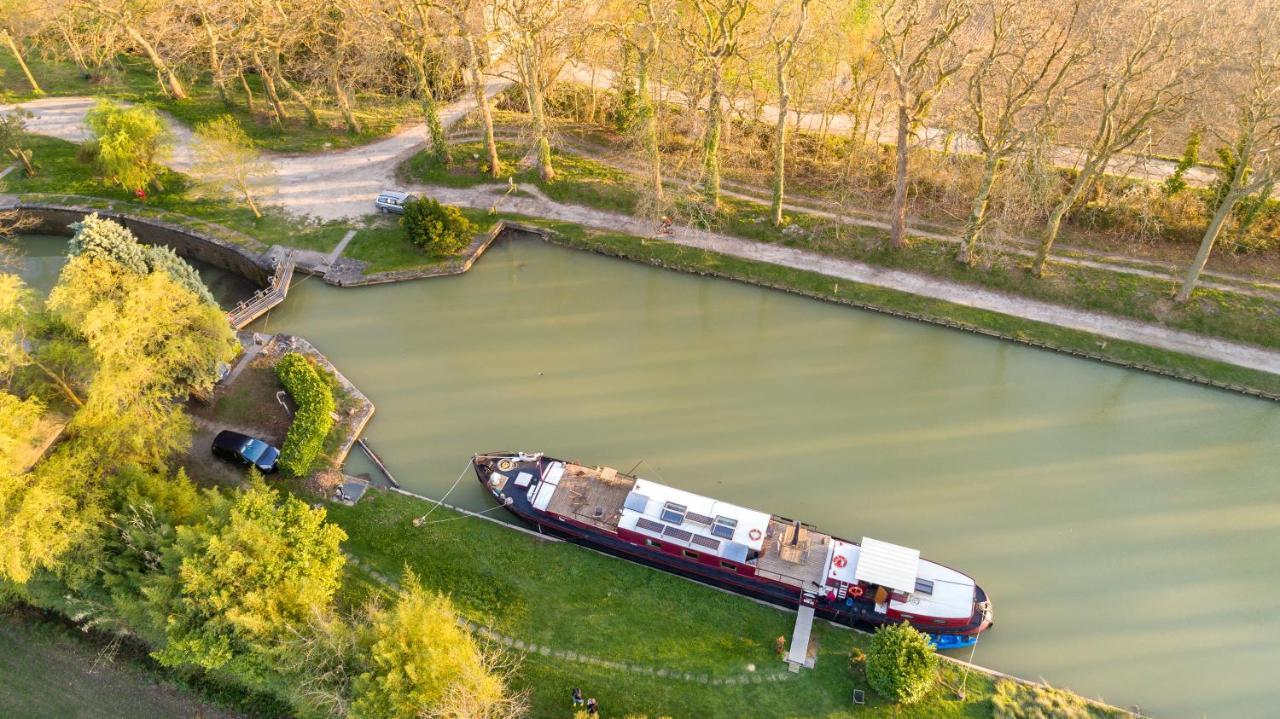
xmin=571 ymin=687 xmax=584 ymax=708
xmin=586 ymin=697 xmax=599 ymax=715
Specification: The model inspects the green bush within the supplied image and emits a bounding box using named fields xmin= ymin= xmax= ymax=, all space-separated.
xmin=274 ymin=352 xmax=335 ymax=477
xmin=401 ymin=197 xmax=477 ymax=255
xmin=865 ymin=623 xmax=938 ymax=705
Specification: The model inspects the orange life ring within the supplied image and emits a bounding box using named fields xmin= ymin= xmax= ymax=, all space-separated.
xmin=848 ymin=585 xmax=864 ymax=598
xmin=748 ymin=528 xmax=762 ymax=541
xmin=832 ymin=555 xmax=848 ymax=569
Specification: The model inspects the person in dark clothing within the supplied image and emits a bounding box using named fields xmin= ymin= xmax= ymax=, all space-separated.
xmin=571 ymin=687 xmax=584 ymax=708
xmin=586 ymin=697 xmax=599 ymax=715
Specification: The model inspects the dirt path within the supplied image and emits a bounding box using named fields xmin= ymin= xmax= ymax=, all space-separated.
xmin=8 ymin=88 xmax=1280 ymax=377
xmin=2 ymin=77 xmax=512 ymax=220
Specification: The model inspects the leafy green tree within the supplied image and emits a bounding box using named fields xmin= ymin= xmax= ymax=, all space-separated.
xmin=0 ymin=441 xmax=105 ymax=584
xmin=153 ymin=479 xmax=346 ymax=676
xmin=865 ymin=623 xmax=938 ymax=704
xmin=0 ymin=390 xmax=46 ymax=470
xmin=401 ymin=197 xmax=477 ymax=256
xmin=96 ymin=465 xmax=213 ymax=644
xmin=190 ymin=115 xmax=275 ymax=218
xmin=50 ymin=256 xmax=236 ymax=464
xmin=84 ymin=100 xmax=170 ymax=193
xmin=350 ymin=570 xmax=516 ymax=719
xmin=68 ymin=213 xmax=218 ymax=306
xmin=0 ymin=273 xmax=87 ymax=408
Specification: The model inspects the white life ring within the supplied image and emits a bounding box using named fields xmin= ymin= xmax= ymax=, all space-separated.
xmin=748 ymin=528 xmax=762 ymax=541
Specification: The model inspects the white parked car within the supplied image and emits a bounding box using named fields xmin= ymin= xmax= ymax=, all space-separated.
xmin=374 ymin=190 xmax=415 ymax=214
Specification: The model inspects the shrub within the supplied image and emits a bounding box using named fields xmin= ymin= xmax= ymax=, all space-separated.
xmin=401 ymin=197 xmax=477 ymax=255
xmin=275 ymin=353 xmax=336 ymax=477
xmin=865 ymin=623 xmax=938 ymax=705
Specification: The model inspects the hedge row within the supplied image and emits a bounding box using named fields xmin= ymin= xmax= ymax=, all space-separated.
xmin=274 ymin=352 xmax=336 ymax=477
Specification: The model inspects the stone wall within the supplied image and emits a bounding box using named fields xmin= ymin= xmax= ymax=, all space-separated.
xmin=14 ymin=204 xmax=272 ymax=287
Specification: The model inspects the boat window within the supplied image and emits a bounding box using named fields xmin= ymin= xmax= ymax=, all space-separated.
xmin=682 ymin=549 xmax=699 ymax=560
xmin=660 ymin=501 xmax=687 ymax=524
xmin=719 ymin=560 xmax=737 ymax=571
xmin=914 ymin=578 xmax=935 ymax=595
xmin=645 ymin=538 xmax=662 ymax=549
xmin=710 ymin=516 xmax=738 ymax=539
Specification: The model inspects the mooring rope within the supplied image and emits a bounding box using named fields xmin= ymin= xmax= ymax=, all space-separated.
xmin=413 ymin=460 xmax=473 ymax=525
xmin=413 ymin=502 xmax=509 ymax=526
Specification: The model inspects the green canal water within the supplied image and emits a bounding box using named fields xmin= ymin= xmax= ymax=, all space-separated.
xmin=13 ymin=234 xmax=1280 ymax=717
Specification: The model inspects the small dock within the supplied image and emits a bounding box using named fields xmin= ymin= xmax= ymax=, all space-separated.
xmin=227 ymin=256 xmax=295 ymax=329
xmin=786 ymin=594 xmax=817 ymax=672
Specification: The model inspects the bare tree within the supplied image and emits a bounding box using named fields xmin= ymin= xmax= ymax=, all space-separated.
xmin=370 ymin=0 xmax=453 ymax=165
xmin=765 ymin=0 xmax=812 ymax=226
xmin=1176 ymin=7 xmax=1280 ymax=302
xmin=875 ymin=0 xmax=973 ymax=247
xmin=1031 ymin=0 xmax=1201 ymax=276
xmin=78 ymin=0 xmax=189 ymax=99
xmin=0 ymin=0 xmax=46 ymax=95
xmin=443 ymin=0 xmax=502 ymax=177
xmin=956 ymin=0 xmax=1084 ymax=264
xmin=680 ymin=0 xmax=751 ymax=207
xmin=613 ymin=0 xmax=674 ymax=206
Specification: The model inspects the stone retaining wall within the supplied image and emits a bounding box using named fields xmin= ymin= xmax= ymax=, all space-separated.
xmin=12 ymin=203 xmax=272 ymax=287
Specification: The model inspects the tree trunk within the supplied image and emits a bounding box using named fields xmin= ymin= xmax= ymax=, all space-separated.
xmin=242 ymin=183 xmax=262 ymax=218
xmin=414 ymin=63 xmax=450 ymax=166
xmin=1032 ymin=165 xmax=1093 ymax=277
xmin=330 ymin=71 xmax=361 ymax=134
xmin=123 ymin=25 xmax=186 ymax=99
xmin=528 ymin=78 xmax=554 ymax=182
xmin=272 ymin=61 xmax=319 ymax=127
xmin=636 ymin=48 xmax=663 ymax=204
xmin=890 ymin=104 xmax=910 ymax=247
xmin=2 ymin=32 xmax=43 ymax=95
xmin=959 ymin=155 xmax=1000 ymax=265
xmin=463 ymin=39 xmax=500 ymax=178
xmin=1176 ymin=193 xmax=1237 ymax=303
xmin=238 ymin=66 xmax=256 ymax=113
xmin=57 ymin=23 xmax=90 ymax=72
xmin=196 ymin=6 xmax=227 ymax=105
xmin=771 ymin=61 xmax=789 ymax=227
xmin=253 ymin=51 xmax=287 ymax=126
xmin=702 ymin=65 xmax=724 ymax=207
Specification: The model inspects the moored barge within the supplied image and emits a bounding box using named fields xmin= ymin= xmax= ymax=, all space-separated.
xmin=474 ymin=452 xmax=993 ymax=646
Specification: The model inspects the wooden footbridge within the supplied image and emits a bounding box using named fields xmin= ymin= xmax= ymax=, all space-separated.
xmin=227 ymin=256 xmax=295 ymax=329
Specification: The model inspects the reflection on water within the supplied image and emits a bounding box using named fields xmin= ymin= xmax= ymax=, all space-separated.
xmin=13 ymin=234 xmax=1280 ymax=716
xmin=9 ymin=234 xmax=258 ymax=308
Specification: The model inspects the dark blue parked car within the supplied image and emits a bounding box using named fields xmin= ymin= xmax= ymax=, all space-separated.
xmin=211 ymin=430 xmax=280 ymax=473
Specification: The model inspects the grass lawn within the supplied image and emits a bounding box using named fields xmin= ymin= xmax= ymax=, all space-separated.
xmin=342 ymin=209 xmax=501 ymax=273
xmin=0 ymin=54 xmax=423 ymax=154
xmin=0 ymin=607 xmax=249 ymax=719
xmin=327 ymin=490 xmax=1121 ymax=719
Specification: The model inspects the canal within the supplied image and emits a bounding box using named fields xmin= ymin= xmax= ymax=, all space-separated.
xmin=14 ymin=233 xmax=1280 ymax=717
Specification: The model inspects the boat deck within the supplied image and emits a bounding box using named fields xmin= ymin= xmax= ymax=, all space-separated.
xmin=752 ymin=518 xmax=830 ymax=591
xmin=544 ymin=463 xmax=635 ymax=531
